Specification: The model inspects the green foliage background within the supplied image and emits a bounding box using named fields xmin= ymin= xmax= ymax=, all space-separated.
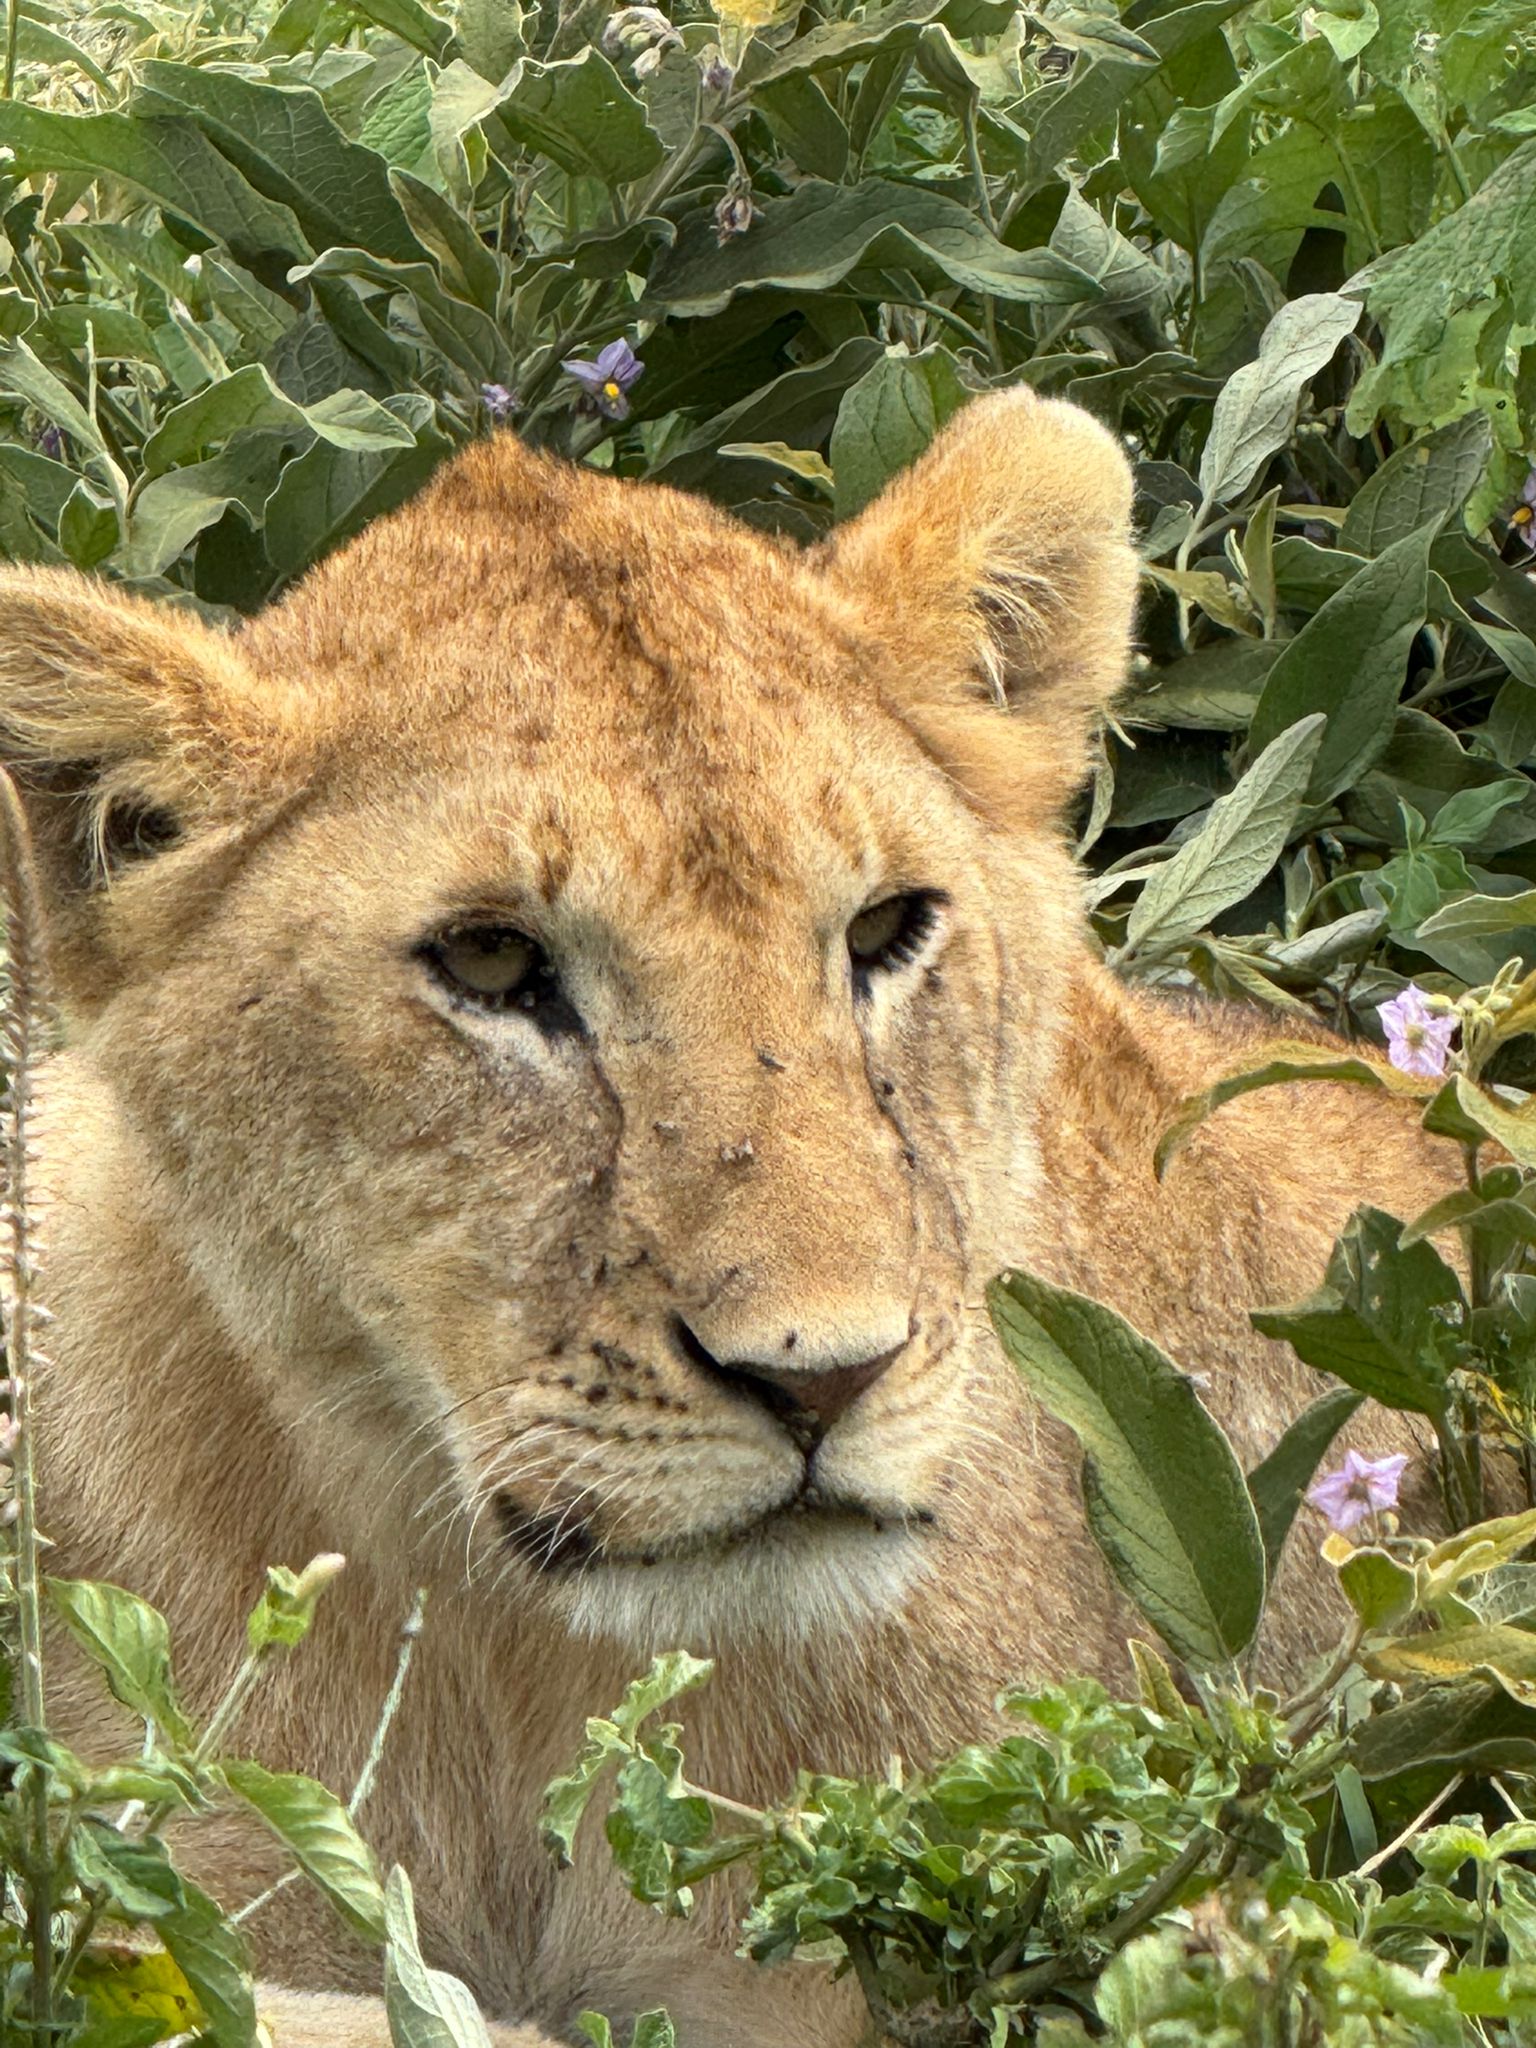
xmin=0 ymin=0 xmax=1533 ymax=1034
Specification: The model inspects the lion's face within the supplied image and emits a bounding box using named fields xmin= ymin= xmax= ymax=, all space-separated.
xmin=4 ymin=391 xmax=1135 ymax=1645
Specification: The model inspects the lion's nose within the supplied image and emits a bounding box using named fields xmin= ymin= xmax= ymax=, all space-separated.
xmin=674 ymin=1318 xmax=903 ymax=1447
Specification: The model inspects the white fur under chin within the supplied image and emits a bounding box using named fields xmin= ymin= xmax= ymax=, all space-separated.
xmin=558 ymin=1518 xmax=932 ymax=1650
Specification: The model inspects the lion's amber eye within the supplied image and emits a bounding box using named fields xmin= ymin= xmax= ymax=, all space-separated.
xmin=846 ymin=892 xmax=945 ymax=985
xmin=428 ymin=926 xmax=544 ymax=1005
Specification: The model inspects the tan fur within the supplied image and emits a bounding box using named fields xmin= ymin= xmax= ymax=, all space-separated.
xmin=0 ymin=391 xmax=1450 ymax=2048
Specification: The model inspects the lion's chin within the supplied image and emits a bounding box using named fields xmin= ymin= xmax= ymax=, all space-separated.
xmin=549 ymin=1507 xmax=934 ymax=1650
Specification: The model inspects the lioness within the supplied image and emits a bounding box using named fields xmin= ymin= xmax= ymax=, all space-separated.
xmin=4 ymin=389 xmax=1446 ymax=2048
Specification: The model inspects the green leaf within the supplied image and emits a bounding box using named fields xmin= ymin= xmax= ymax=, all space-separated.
xmin=222 ymin=1760 xmax=386 ymax=1942
xmin=988 ymin=1269 xmax=1265 ymax=1667
xmin=1453 ymin=1079 xmax=1536 ymax=1168
xmin=829 ymin=344 xmax=970 ymax=518
xmin=133 ymin=63 xmax=427 ymax=266
xmin=1246 ymin=521 xmax=1435 ymax=804
xmin=348 ymin=0 xmax=452 ymax=57
xmin=1349 ymin=139 xmax=1536 ymax=421
xmin=0 ymin=104 xmax=308 ymax=281
xmin=642 ymin=179 xmax=1098 ymax=319
xmin=58 ymin=479 xmax=120 ymax=571
xmin=1351 ymin=1680 xmax=1536 ymax=1781
xmin=631 ymin=2015 xmax=676 ymax=2048
xmin=1337 ymin=1546 xmax=1418 ymax=1630
xmin=1156 ymin=1044 xmax=1426 ymax=1177
xmin=1418 ymin=889 xmax=1536 ymax=939
xmin=71 ymin=1825 xmax=186 ymax=1923
xmin=144 ymin=367 xmax=414 ymax=476
xmin=384 ymin=1865 xmax=493 ymax=2048
xmin=1341 ymin=413 xmax=1491 ymax=557
xmin=491 ymin=50 xmax=663 ymax=185
xmin=1250 ymin=1205 xmax=1464 ymax=1415
xmin=576 ymin=2019 xmax=615 ymax=2048
xmin=1122 ymin=714 xmax=1325 ymax=957
xmin=47 ymin=1580 xmax=191 ymax=1747
xmin=610 ymin=1652 xmax=715 ymax=1739
xmin=261 ymin=396 xmax=450 ymax=584
xmin=156 ymin=1879 xmax=257 ymax=2048
xmin=751 ymin=0 xmax=947 ymax=83
xmin=120 ymin=436 xmax=292 ymax=580
xmin=1245 ymin=1386 xmax=1363 ymax=1580
xmin=755 ymin=75 xmax=849 ymax=181
xmin=1370 ymin=1624 xmax=1536 ymax=1708
xmin=0 ymin=337 xmax=104 ymax=455
xmin=1197 ymin=293 xmax=1361 ymax=505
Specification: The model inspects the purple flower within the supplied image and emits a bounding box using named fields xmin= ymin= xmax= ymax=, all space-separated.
xmin=1306 ymin=1450 xmax=1410 ymax=1532
xmin=480 ymin=382 xmax=518 ymax=423
xmin=1512 ymin=468 xmax=1536 ymax=553
xmin=1379 ymin=983 xmax=1457 ymax=1081
xmin=562 ymin=338 xmax=644 ymax=421
xmin=701 ymin=49 xmax=734 ymax=92
xmin=37 ymin=425 xmax=64 ymax=461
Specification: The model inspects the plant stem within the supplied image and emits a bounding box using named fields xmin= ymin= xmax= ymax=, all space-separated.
xmin=2 ymin=0 xmax=19 ymax=99
xmin=0 ymin=772 xmax=59 ymax=2041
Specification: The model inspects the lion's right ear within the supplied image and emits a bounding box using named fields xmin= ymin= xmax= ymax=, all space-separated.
xmin=0 ymin=568 xmax=274 ymax=1000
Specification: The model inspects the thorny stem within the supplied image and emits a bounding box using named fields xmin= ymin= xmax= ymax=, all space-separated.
xmin=0 ymin=769 xmax=60 ymax=2039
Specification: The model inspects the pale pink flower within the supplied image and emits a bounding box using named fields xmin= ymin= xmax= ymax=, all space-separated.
xmin=1379 ymin=984 xmax=1456 ymax=1081
xmin=1306 ymin=1450 xmax=1410 ymax=1532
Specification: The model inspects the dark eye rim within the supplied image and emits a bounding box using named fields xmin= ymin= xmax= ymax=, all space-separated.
xmin=418 ymin=920 xmax=579 ymax=1029
xmin=848 ymin=889 xmax=949 ymax=988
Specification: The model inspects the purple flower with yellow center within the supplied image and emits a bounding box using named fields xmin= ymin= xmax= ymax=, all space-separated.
xmin=1379 ymin=983 xmax=1457 ymax=1081
xmin=1306 ymin=1450 xmax=1410 ymax=1533
xmin=1511 ymin=469 xmax=1536 ymax=553
xmin=562 ymin=338 xmax=644 ymax=421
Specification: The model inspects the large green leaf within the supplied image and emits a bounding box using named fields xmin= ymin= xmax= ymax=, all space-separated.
xmin=1198 ymin=291 xmax=1361 ymax=505
xmin=384 ymin=1866 xmax=493 ymax=2048
xmin=223 ymin=1760 xmax=386 ymax=1941
xmin=119 ymin=435 xmax=293 ymax=580
xmin=988 ymin=1270 xmax=1266 ymax=1667
xmin=133 ymin=63 xmax=428 ymax=266
xmin=1251 ymin=1204 xmax=1465 ymax=1416
xmin=143 ymin=365 xmax=414 ymax=476
xmin=1340 ymin=412 xmax=1492 ymax=557
xmin=156 ymin=1880 xmax=257 ymax=2048
xmin=490 ymin=49 xmax=663 ymax=185
xmin=1246 ymin=521 xmax=1435 ymax=803
xmin=1122 ymin=714 xmax=1325 ymax=957
xmin=0 ymin=105 xmax=309 ymax=277
xmin=262 ymin=396 xmax=450 ymax=583
xmin=48 ymin=1580 xmax=191 ymax=1747
xmin=829 ymin=344 xmax=970 ymax=517
xmin=642 ymin=179 xmax=1099 ymax=318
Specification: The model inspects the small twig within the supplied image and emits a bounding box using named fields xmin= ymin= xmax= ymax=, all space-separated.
xmin=232 ymin=1588 xmax=428 ymax=1929
xmin=1354 ymin=1773 xmax=1465 ymax=1879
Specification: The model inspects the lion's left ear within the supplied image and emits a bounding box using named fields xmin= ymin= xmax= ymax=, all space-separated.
xmin=821 ymin=386 xmax=1137 ymax=810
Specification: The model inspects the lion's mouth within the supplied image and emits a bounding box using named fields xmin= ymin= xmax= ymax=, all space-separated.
xmin=494 ymin=1484 xmax=935 ymax=1577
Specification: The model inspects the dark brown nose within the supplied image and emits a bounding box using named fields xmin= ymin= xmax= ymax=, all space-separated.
xmin=674 ymin=1320 xmax=902 ymax=1448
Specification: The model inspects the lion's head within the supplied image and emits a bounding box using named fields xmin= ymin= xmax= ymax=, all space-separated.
xmin=5 ymin=390 xmax=1134 ymax=1646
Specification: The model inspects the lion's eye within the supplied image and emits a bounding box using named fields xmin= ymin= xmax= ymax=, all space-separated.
xmin=427 ymin=925 xmax=548 ymax=1006
xmin=846 ymin=892 xmax=944 ymax=986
